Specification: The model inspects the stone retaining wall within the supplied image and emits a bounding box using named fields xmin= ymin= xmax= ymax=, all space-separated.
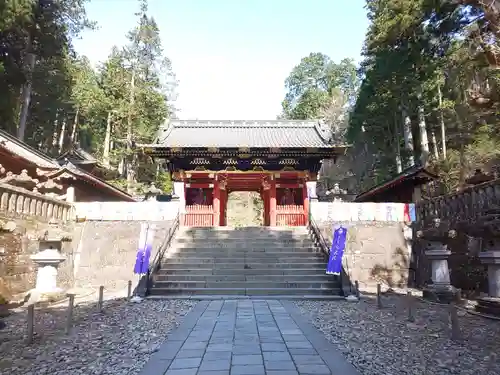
xmin=317 ymin=221 xmax=410 ymax=292
xmin=73 ymin=220 xmax=174 ymax=293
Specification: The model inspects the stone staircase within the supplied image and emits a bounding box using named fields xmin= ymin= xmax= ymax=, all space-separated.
xmin=149 ymin=226 xmax=342 ymax=298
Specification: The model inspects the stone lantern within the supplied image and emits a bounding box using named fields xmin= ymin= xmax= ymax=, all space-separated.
xmin=416 ymin=218 xmax=457 ymax=302
xmin=457 ymin=207 xmax=500 ymax=316
xmin=30 ymin=219 xmax=72 ymax=299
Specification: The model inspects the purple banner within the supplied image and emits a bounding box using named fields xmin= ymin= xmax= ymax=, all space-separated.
xmin=326 ymin=226 xmax=348 ymax=275
xmin=134 ymin=223 xmax=154 ymax=274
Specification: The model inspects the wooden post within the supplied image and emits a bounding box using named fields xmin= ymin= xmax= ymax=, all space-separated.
xmin=26 ymin=304 xmax=34 ymax=344
xmin=66 ymin=293 xmax=76 ymax=334
xmin=127 ymin=280 xmax=132 ymax=300
xmin=407 ymin=291 xmax=415 ymax=322
xmin=377 ymin=283 xmax=383 ymax=309
xmin=98 ymin=286 xmax=104 ymax=312
xmin=449 ymin=303 xmax=461 ymax=340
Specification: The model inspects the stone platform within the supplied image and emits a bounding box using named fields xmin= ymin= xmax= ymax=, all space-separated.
xmin=139 ymin=299 xmax=360 ymax=375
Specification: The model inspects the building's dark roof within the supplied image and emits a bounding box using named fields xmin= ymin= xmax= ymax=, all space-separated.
xmin=355 ymin=165 xmax=438 ymax=202
xmin=49 ymin=161 xmax=136 ymax=202
xmin=57 ymin=146 xmax=97 ymax=165
xmin=153 ymin=120 xmax=341 ymax=148
xmin=0 ymin=130 xmax=59 ymax=169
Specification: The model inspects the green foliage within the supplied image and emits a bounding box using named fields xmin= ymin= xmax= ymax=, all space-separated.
xmin=281 ymin=53 xmax=359 ymax=121
xmin=156 ymin=171 xmax=173 ymax=194
xmin=346 ymin=0 xmax=500 ymax=191
xmin=0 ymin=0 xmax=178 ymax=196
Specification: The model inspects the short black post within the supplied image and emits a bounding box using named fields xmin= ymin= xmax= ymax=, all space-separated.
xmin=127 ymin=280 xmax=132 ymax=300
xmin=449 ymin=303 xmax=461 ymax=341
xmin=407 ymin=291 xmax=415 ymax=322
xmin=65 ymin=293 xmax=76 ymax=334
xmin=26 ymin=304 xmax=35 ymax=344
xmin=376 ymin=283 xmax=383 ymax=309
xmin=98 ymin=286 xmax=104 ymax=312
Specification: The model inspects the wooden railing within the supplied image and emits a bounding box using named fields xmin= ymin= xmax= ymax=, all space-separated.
xmin=416 ymin=178 xmax=500 ymax=227
xmin=0 ymin=182 xmax=73 ymax=221
xmin=183 ymin=204 xmax=214 ymax=226
xmin=276 ymin=204 xmax=306 ymax=226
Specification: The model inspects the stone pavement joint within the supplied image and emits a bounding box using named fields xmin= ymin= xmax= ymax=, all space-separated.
xmin=139 ymin=299 xmax=361 ymax=375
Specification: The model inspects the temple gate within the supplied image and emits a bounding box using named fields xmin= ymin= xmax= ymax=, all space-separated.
xmin=140 ymin=120 xmax=346 ymax=226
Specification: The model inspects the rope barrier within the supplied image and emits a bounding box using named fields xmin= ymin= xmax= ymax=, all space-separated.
xmin=412 ymin=294 xmax=500 ymax=322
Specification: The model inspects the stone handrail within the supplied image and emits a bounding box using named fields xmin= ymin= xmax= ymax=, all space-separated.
xmin=416 ymin=177 xmax=500 ymax=228
xmin=0 ymin=182 xmax=73 ymax=221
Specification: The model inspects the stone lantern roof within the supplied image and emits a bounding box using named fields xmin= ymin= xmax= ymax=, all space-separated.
xmin=35 ymin=218 xmax=73 ymax=242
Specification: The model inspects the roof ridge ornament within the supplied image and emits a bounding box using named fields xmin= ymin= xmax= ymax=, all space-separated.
xmin=315 ymin=120 xmax=332 ymax=143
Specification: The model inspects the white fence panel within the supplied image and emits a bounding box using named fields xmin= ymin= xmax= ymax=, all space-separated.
xmin=74 ymin=201 xmax=179 ymax=221
xmin=310 ymin=201 xmax=413 ymax=222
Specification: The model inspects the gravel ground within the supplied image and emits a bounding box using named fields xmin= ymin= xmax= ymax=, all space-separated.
xmin=296 ymin=293 xmax=500 ymax=375
xmin=0 ymin=297 xmax=196 ymax=375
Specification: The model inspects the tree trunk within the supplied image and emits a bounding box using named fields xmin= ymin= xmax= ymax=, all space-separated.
xmin=51 ymin=113 xmax=59 ymax=152
xmin=459 ymin=140 xmax=467 ymax=190
xmin=416 ymin=88 xmax=430 ymax=166
xmin=126 ymin=70 xmax=136 ymax=194
xmin=70 ymin=108 xmax=79 ymax=145
xmin=393 ymin=113 xmax=402 ymax=173
xmin=17 ymin=51 xmax=36 ymax=141
xmin=431 ymin=130 xmax=439 ymax=160
xmin=103 ymin=111 xmax=112 ymax=167
xmin=58 ymin=118 xmax=67 ymax=155
xmin=401 ymin=107 xmax=415 ymax=167
xmin=437 ymin=84 xmax=447 ymax=159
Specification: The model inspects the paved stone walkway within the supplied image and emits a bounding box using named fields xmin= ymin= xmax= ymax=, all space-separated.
xmin=139 ymin=300 xmax=360 ymax=375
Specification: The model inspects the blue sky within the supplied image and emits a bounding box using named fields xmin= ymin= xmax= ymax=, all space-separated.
xmin=74 ymin=0 xmax=369 ymax=120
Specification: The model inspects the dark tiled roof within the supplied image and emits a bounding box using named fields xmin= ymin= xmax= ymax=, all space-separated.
xmin=57 ymin=146 xmax=97 ymax=163
xmin=0 ymin=130 xmax=59 ymax=169
xmin=51 ymin=162 xmax=136 ymax=202
xmin=354 ymin=165 xmax=439 ymax=202
xmin=154 ymin=120 xmax=339 ymax=148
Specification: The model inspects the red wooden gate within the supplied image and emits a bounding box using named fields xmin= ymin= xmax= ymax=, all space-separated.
xmin=276 ymin=205 xmax=306 ymax=226
xmin=183 ymin=205 xmax=214 ymax=226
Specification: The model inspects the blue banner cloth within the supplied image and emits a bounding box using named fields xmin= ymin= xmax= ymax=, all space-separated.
xmin=134 ymin=223 xmax=154 ymax=274
xmin=409 ymin=203 xmax=416 ymax=222
xmin=326 ymin=226 xmax=348 ymax=275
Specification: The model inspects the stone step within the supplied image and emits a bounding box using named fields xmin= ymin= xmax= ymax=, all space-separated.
xmin=161 ymin=257 xmax=325 ymax=264
xmin=168 ymin=250 xmax=322 ymax=257
xmin=153 ymin=280 xmax=338 ymax=289
xmin=149 ymin=287 xmax=339 ymax=296
xmin=174 ymin=238 xmax=313 ymax=244
xmin=169 ymin=247 xmax=318 ymax=253
xmin=156 ymin=268 xmax=328 ymax=276
xmin=160 ymin=262 xmax=327 ymax=269
xmin=155 ymin=274 xmax=334 ymax=282
xmin=180 ymin=226 xmax=308 ymax=231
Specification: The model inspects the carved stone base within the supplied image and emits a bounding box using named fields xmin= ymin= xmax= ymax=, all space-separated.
xmin=423 ymin=284 xmax=458 ymax=303
xmin=475 ymin=297 xmax=500 ymax=317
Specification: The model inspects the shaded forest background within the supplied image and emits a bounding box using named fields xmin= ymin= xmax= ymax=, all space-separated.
xmin=1 ymin=0 xmax=499 ymax=196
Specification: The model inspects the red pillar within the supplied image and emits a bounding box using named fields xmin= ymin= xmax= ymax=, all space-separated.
xmin=269 ymin=178 xmax=277 ymax=226
xmin=302 ymin=181 xmax=309 ymax=226
xmin=261 ymin=189 xmax=269 ymax=226
xmin=220 ymin=188 xmax=227 ymax=226
xmin=213 ymin=181 xmax=220 ymax=227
